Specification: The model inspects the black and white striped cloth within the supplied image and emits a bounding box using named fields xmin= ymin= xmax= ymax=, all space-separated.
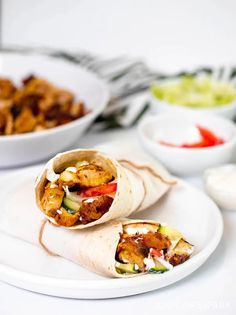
xmin=2 ymin=47 xmax=236 ymax=129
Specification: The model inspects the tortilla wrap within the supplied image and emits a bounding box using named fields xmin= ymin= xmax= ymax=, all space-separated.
xmin=35 ymin=148 xmax=175 ymax=229
xmin=0 ymin=197 xmax=187 ymax=278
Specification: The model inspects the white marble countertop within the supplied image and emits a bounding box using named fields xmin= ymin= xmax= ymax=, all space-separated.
xmin=0 ymin=128 xmax=235 ymax=315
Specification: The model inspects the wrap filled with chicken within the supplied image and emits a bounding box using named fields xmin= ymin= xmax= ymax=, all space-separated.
xmin=0 ymin=195 xmax=193 ymax=278
xmin=35 ymin=149 xmax=175 ymax=229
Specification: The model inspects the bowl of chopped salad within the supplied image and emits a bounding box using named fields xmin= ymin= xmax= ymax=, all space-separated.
xmin=150 ymin=75 xmax=236 ymax=119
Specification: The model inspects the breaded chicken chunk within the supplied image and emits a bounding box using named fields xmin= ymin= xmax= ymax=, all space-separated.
xmin=79 ymin=195 xmax=113 ymax=224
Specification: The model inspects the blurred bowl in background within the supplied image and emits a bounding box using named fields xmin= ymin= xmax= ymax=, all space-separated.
xmin=0 ymin=53 xmax=109 ymax=168
xmin=150 ymin=76 xmax=236 ymax=120
xmin=138 ymin=111 xmax=236 ymax=176
xmin=204 ymin=164 xmax=236 ymax=210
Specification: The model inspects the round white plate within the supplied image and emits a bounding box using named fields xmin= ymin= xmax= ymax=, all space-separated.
xmin=0 ymin=166 xmax=223 ymax=299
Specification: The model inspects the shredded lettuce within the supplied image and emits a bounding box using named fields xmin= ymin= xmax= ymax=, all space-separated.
xmin=151 ymin=76 xmax=236 ymax=108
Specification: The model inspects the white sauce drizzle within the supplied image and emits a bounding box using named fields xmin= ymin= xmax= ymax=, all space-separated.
xmin=125 ymin=227 xmax=150 ymax=235
xmin=50 ymin=183 xmax=58 ymax=188
xmin=46 ymin=173 xmax=60 ymax=183
xmin=156 ymin=257 xmax=173 ymax=270
xmin=144 ymin=257 xmax=156 ymax=269
xmin=65 ymin=167 xmax=77 ymax=173
xmin=84 ymin=198 xmax=95 ymax=203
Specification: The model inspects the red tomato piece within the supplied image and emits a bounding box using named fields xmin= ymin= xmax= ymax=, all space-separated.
xmin=78 ymin=183 xmax=117 ymax=197
xmin=197 ymin=125 xmax=224 ymax=146
xmin=150 ymin=248 xmax=162 ymax=258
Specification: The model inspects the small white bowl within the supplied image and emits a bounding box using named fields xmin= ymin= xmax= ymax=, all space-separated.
xmin=204 ymin=164 xmax=236 ymax=210
xmin=150 ymin=80 xmax=236 ymax=120
xmin=138 ymin=111 xmax=236 ymax=176
xmin=151 ymin=96 xmax=236 ymax=120
xmin=0 ymin=53 xmax=109 ymax=168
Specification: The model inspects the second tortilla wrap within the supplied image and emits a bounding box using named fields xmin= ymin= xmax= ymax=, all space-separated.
xmin=0 ymin=192 xmax=193 ymax=278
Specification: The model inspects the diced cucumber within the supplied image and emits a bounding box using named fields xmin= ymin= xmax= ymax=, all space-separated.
xmin=159 ymin=225 xmax=183 ymax=241
xmin=149 ymin=261 xmax=168 ymax=273
xmin=62 ymin=197 xmax=80 ymax=214
xmin=116 ymin=262 xmax=138 ymax=274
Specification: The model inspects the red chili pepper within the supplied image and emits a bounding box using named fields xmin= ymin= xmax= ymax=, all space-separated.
xmin=150 ymin=248 xmax=162 ymax=258
xmin=78 ymin=183 xmax=117 ymax=197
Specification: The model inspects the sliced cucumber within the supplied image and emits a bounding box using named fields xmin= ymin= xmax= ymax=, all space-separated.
xmin=116 ymin=262 xmax=138 ymax=274
xmin=62 ymin=197 xmax=80 ymax=214
xmin=149 ymin=260 xmax=168 ymax=273
xmin=159 ymin=225 xmax=183 ymax=241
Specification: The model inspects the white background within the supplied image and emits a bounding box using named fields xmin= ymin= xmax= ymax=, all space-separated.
xmin=1 ymin=1 xmax=236 ymax=314
xmin=2 ymin=0 xmax=236 ymax=72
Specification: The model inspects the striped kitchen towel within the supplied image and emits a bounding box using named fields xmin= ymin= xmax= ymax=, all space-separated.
xmin=1 ymin=46 xmax=236 ymax=129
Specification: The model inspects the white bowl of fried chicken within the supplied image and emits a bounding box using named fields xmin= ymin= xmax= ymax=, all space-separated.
xmin=0 ymin=53 xmax=109 ymax=167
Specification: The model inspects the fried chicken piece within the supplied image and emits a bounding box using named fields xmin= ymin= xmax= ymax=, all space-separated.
xmin=165 ymin=238 xmax=194 ymax=266
xmin=44 ymin=119 xmax=58 ymax=129
xmin=14 ymin=107 xmax=37 ymax=133
xmin=41 ymin=184 xmax=64 ymax=217
xmin=79 ymin=195 xmax=113 ymax=224
xmin=45 ymin=107 xmax=74 ymax=125
xmin=23 ymin=77 xmax=54 ymax=96
xmin=0 ymin=99 xmax=13 ymax=111
xmin=116 ymin=238 xmax=147 ymax=271
xmin=141 ymin=232 xmax=171 ymax=250
xmin=0 ymin=75 xmax=87 ymax=135
xmin=54 ymin=89 xmax=74 ymax=108
xmin=0 ymin=78 xmax=16 ymax=99
xmin=38 ymin=94 xmax=55 ymax=112
xmin=3 ymin=109 xmax=14 ymax=135
xmin=59 ymin=165 xmax=113 ymax=188
xmin=54 ymin=207 xmax=80 ymax=227
xmin=13 ymin=91 xmax=41 ymax=116
xmin=76 ymin=164 xmax=113 ymax=187
xmin=34 ymin=124 xmax=46 ymax=132
xmin=70 ymin=102 xmax=84 ymax=118
xmin=116 ymin=232 xmax=171 ymax=271
xmin=0 ymin=111 xmax=5 ymax=133
xmin=58 ymin=170 xmax=81 ymax=187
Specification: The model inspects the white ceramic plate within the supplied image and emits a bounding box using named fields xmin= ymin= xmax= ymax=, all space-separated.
xmin=0 ymin=166 xmax=223 ymax=299
xmin=0 ymin=53 xmax=109 ymax=167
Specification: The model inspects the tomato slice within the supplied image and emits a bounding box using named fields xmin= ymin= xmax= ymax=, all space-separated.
xmin=197 ymin=125 xmax=225 ymax=146
xmin=78 ymin=183 xmax=117 ymax=197
xmin=150 ymin=248 xmax=162 ymax=258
